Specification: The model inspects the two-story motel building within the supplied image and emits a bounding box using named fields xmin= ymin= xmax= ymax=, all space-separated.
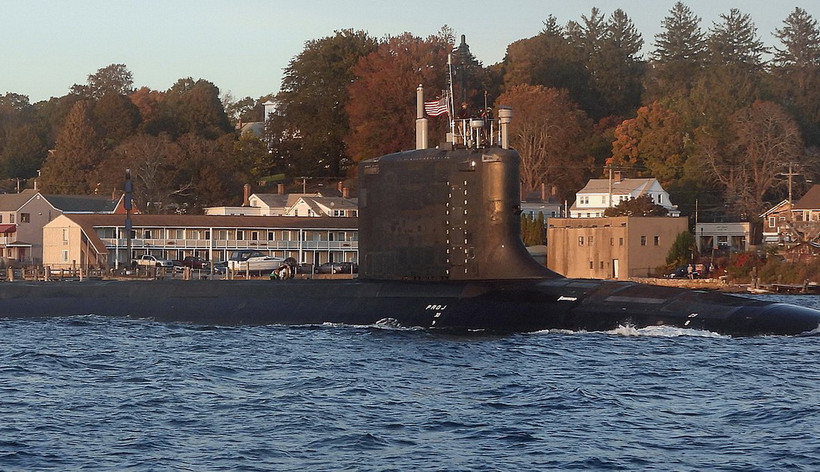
xmin=42 ymin=214 xmax=358 ymax=271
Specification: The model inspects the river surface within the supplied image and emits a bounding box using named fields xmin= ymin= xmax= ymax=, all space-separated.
xmin=1 ymin=294 xmax=818 ymax=471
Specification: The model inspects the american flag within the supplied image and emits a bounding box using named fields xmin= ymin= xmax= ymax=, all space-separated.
xmin=424 ymin=95 xmax=448 ymax=116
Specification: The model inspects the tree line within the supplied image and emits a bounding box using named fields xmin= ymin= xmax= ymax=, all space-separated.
xmin=0 ymin=3 xmax=818 ymax=220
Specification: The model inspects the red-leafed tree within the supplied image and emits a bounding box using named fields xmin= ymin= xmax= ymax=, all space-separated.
xmin=346 ymin=32 xmax=451 ymax=162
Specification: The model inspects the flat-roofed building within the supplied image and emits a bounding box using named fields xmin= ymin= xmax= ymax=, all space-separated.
xmin=547 ymin=216 xmax=688 ymax=279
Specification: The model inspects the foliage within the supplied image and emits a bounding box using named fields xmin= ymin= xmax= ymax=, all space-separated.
xmin=70 ymin=64 xmax=135 ymax=99
xmin=272 ymin=29 xmax=378 ymax=177
xmin=646 ymin=2 xmax=707 ymax=100
xmin=495 ymin=84 xmax=592 ymax=198
xmin=725 ymin=251 xmax=764 ymax=280
xmin=520 ymin=212 xmax=545 ymax=246
xmin=610 ymin=102 xmax=687 ymax=187
xmin=700 ymin=100 xmax=803 ymax=219
xmin=346 ymin=32 xmax=450 ymax=161
xmin=605 ymin=194 xmax=669 ymax=217
xmin=665 ymin=231 xmax=696 ymax=266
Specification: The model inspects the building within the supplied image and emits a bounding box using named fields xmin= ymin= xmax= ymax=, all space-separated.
xmin=43 ymin=214 xmax=358 ymax=271
xmin=547 ymin=216 xmax=688 ymax=279
xmin=694 ymin=221 xmax=760 ymax=254
xmin=570 ymin=175 xmax=679 ymax=218
xmin=760 ymin=199 xmax=792 ymax=244
xmin=205 ymin=188 xmax=356 ymax=217
xmin=0 ymin=190 xmax=129 ymax=265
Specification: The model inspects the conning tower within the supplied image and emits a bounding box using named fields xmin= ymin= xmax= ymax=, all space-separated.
xmin=358 ymin=86 xmax=561 ymax=281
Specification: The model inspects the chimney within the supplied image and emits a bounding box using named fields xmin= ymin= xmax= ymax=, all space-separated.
xmin=277 ymin=183 xmax=284 ymax=195
xmin=498 ymin=107 xmax=512 ymax=149
xmin=337 ymin=181 xmax=343 ymax=192
xmin=242 ymin=183 xmax=251 ymax=207
xmin=614 ymin=171 xmax=623 ymax=183
xmin=342 ymin=187 xmax=349 ymax=199
xmin=540 ymin=183 xmax=546 ymax=201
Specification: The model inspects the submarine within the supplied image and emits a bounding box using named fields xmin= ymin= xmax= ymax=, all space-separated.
xmin=1 ymin=89 xmax=820 ymax=336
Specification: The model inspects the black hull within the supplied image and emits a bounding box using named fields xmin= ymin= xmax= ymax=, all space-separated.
xmin=1 ymin=278 xmax=818 ymax=336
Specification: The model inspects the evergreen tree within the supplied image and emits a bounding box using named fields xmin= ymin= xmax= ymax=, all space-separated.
xmin=646 ymin=1 xmax=707 ymax=100
xmin=771 ymin=8 xmax=820 ymax=147
xmin=39 ymin=101 xmax=104 ymax=194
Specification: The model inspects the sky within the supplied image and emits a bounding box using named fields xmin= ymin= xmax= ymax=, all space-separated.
xmin=2 ymin=1 xmax=817 ymax=103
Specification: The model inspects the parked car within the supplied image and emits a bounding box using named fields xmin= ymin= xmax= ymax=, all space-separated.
xmin=212 ymin=261 xmax=228 ymax=275
xmin=179 ymin=256 xmax=210 ymax=270
xmin=134 ymin=254 xmax=174 ymax=268
xmin=316 ymin=262 xmax=358 ymax=274
xmin=665 ymin=265 xmax=699 ymax=279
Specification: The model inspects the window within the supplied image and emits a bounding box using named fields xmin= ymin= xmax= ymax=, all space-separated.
xmin=610 ymin=237 xmax=614 ymax=246
xmin=589 ymin=261 xmax=593 ymax=269
xmin=62 ymin=250 xmax=69 ymax=262
xmin=640 ymin=236 xmax=647 ymax=246
xmin=62 ymin=228 xmax=69 ymax=242
xmin=236 ymin=230 xmax=245 ymax=240
xmin=0 ymin=215 xmax=3 ymax=223
xmin=251 ymin=231 xmax=259 ymax=241
xmin=20 ymin=213 xmax=30 ymax=223
xmin=267 ymin=231 xmax=275 ymax=241
xmin=600 ymin=261 xmax=604 ymax=269
xmin=619 ymin=237 xmax=624 ymax=246
xmin=578 ymin=236 xmax=584 ymax=246
xmin=658 ymin=194 xmax=663 ymax=203
xmin=588 ymin=236 xmax=594 ymax=245
xmin=769 ymin=217 xmax=776 ymax=228
xmin=143 ymin=230 xmax=152 ymax=239
xmin=654 ymin=236 xmax=660 ymax=246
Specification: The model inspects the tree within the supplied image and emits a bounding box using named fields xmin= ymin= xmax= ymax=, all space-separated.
xmin=495 ymin=84 xmax=592 ymax=199
xmin=646 ymin=1 xmax=707 ymax=100
xmin=39 ymin=101 xmax=104 ymax=194
xmin=0 ymin=124 xmax=46 ymax=180
xmin=93 ymin=93 xmax=141 ymax=146
xmin=610 ymin=102 xmax=687 ymax=187
xmin=503 ymin=17 xmax=592 ymax=114
xmin=771 ymin=8 xmax=820 ymax=147
xmin=666 ymin=231 xmax=697 ymax=266
xmin=707 ymin=9 xmax=767 ymax=68
xmin=111 ymin=133 xmax=181 ymax=213
xmin=274 ymin=29 xmax=378 ymax=177
xmin=595 ymin=9 xmax=645 ymax=117
xmin=70 ymin=64 xmax=135 ymax=99
xmin=150 ymin=78 xmax=231 ymax=139
xmin=700 ymin=100 xmax=803 ymax=219
xmin=346 ymin=32 xmax=450 ymax=161
xmin=604 ymin=194 xmax=669 ymax=217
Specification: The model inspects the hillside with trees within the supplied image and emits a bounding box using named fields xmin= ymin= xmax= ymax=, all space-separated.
xmin=0 ymin=3 xmax=817 ymax=221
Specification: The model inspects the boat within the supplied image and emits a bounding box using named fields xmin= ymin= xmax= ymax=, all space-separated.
xmin=0 ymin=87 xmax=819 ymax=336
xmin=227 ymin=249 xmax=287 ymax=274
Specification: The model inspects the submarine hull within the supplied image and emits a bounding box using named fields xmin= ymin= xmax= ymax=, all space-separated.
xmin=1 ymin=278 xmax=818 ymax=336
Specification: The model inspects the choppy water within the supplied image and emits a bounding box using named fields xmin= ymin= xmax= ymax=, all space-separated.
xmin=1 ymin=294 xmax=818 ymax=471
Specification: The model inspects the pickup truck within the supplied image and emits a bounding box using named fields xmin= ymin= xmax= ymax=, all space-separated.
xmin=134 ymin=254 xmax=174 ymax=268
xmin=177 ymin=256 xmax=210 ymax=270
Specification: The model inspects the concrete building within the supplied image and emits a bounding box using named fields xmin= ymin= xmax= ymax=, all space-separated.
xmin=43 ymin=214 xmax=358 ymax=271
xmin=547 ymin=216 xmax=688 ymax=279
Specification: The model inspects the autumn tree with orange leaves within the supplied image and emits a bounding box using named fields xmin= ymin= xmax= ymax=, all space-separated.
xmin=610 ymin=101 xmax=687 ymax=187
xmin=346 ymin=32 xmax=451 ymax=162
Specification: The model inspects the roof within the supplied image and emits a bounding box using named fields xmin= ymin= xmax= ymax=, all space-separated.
xmin=0 ymin=189 xmax=38 ymax=211
xmin=577 ymin=178 xmax=656 ymax=195
xmin=792 ymin=185 xmax=820 ymax=210
xmin=44 ymin=194 xmax=119 ymax=213
xmin=53 ymin=214 xmax=359 ymax=230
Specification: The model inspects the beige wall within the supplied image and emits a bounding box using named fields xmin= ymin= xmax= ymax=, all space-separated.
xmin=43 ymin=215 xmax=104 ymax=270
xmin=547 ymin=217 xmax=688 ymax=279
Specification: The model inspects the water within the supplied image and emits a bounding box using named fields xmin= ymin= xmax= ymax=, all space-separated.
xmin=1 ymin=294 xmax=818 ymax=471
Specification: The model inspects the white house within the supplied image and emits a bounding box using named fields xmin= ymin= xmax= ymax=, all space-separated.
xmin=570 ymin=174 xmax=679 ymax=218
